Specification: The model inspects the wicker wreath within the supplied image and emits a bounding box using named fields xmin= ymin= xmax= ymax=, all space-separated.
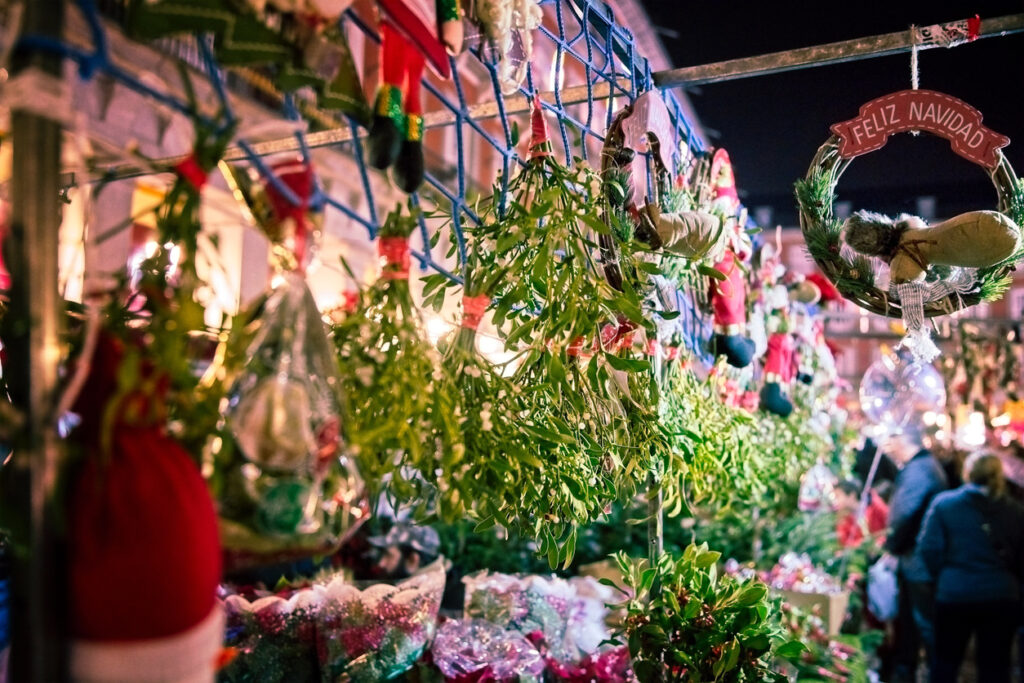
xmin=796 ymin=136 xmax=1023 ymax=319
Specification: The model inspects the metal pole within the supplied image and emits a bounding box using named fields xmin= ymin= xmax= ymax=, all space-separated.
xmin=654 ymin=14 xmax=1024 ymax=88
xmin=646 ymin=472 xmax=663 ymax=565
xmin=88 ymin=13 xmax=1024 ymax=184
xmin=5 ymin=0 xmax=68 ymax=678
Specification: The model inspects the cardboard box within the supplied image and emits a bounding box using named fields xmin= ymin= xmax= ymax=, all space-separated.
xmin=776 ymin=589 xmax=850 ymax=635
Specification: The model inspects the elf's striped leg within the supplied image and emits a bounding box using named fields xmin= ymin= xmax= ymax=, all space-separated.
xmin=393 ymin=51 xmax=426 ymax=193
xmin=367 ymin=22 xmax=407 ymax=170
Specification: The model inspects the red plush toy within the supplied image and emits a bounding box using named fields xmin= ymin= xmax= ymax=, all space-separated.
xmin=759 ymin=320 xmax=796 ymax=418
xmin=707 ymin=150 xmax=755 ymax=368
xmin=367 ymin=0 xmax=463 ymax=192
xmin=67 ymin=333 xmax=223 ymax=683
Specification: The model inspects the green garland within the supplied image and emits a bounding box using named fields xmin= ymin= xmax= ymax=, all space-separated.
xmin=795 ymin=136 xmax=1024 ymax=318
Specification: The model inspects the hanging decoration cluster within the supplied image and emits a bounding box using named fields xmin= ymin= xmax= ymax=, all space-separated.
xmin=796 ymin=89 xmax=1024 ymax=361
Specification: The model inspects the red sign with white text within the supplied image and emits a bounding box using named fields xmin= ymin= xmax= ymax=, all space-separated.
xmin=830 ymin=89 xmax=1010 ymax=168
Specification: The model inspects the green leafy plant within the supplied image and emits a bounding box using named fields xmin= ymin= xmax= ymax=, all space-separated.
xmin=433 ymin=246 xmax=622 ymax=568
xmin=332 ymin=204 xmax=462 ymax=520
xmin=424 ymin=146 xmax=668 ymax=566
xmin=776 ymin=603 xmax=882 ymax=683
xmin=612 ymin=543 xmax=803 ymax=682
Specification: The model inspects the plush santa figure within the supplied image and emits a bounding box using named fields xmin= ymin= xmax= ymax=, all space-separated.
xmin=366 ymin=0 xmax=463 ymax=192
xmin=67 ymin=334 xmax=223 ymax=683
xmin=760 ymin=311 xmax=796 ymax=418
xmin=707 ymin=149 xmax=755 ymax=368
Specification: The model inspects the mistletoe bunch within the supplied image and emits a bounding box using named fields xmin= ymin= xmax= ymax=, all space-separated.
xmin=108 ymin=101 xmax=237 ymax=460
xmin=423 ymin=138 xmax=669 ymax=563
xmin=425 ymin=233 xmax=628 ymax=567
xmin=612 ymin=543 xmax=802 ymax=682
xmin=333 ymin=205 xmax=462 ymax=520
xmin=490 ymin=154 xmax=655 ymax=474
xmin=659 ymin=362 xmax=755 ymax=512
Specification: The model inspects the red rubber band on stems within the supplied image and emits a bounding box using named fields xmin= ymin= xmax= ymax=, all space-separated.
xmin=378 ymin=237 xmax=410 ymax=279
xmin=461 ymin=294 xmax=490 ymax=330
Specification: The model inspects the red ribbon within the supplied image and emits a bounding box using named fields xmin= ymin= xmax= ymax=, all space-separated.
xmin=461 ymin=294 xmax=490 ymax=330
xmin=263 ymin=159 xmax=314 ymax=271
xmin=967 ymin=14 xmax=981 ymax=41
xmin=529 ymin=95 xmax=552 ymax=160
xmin=566 ymin=336 xmax=589 ymax=357
xmin=342 ymin=289 xmax=359 ymax=313
xmin=378 ymin=237 xmax=410 ymax=279
xmin=600 ymin=317 xmax=637 ymax=352
xmin=173 ymin=153 xmax=208 ymax=191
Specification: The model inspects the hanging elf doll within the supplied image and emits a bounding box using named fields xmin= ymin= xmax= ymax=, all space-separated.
xmin=706 ymin=149 xmax=756 ymax=368
xmin=367 ymin=0 xmax=464 ymax=193
xmin=760 ymin=306 xmax=796 ymax=418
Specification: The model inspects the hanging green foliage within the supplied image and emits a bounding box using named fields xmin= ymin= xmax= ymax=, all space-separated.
xmin=332 ymin=205 xmax=462 ymax=520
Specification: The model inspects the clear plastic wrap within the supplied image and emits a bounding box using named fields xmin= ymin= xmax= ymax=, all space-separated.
xmin=431 ymin=618 xmax=545 ymax=681
xmin=220 ymin=559 xmax=446 ymax=682
xmin=219 ymin=272 xmax=365 ymax=569
xmin=462 ymin=573 xmax=619 ymax=669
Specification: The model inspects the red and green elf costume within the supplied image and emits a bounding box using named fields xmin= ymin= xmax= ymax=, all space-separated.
xmin=367 ymin=0 xmax=463 ymax=192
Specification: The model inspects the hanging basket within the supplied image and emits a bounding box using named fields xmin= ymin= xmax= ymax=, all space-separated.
xmin=796 ymin=90 xmax=1024 ymax=320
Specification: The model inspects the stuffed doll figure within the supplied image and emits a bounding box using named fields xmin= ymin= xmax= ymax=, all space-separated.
xmin=367 ymin=0 xmax=463 ymax=193
xmin=705 ymin=149 xmax=757 ymax=368
xmin=760 ymin=311 xmax=796 ymax=417
xmin=709 ymin=247 xmax=756 ymax=368
xmin=843 ymin=209 xmax=1020 ymax=284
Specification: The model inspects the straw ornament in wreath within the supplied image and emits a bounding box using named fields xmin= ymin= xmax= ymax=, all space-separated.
xmin=796 ymin=89 xmax=1024 ymax=362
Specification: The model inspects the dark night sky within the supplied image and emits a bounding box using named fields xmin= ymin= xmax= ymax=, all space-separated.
xmin=641 ymin=1 xmax=1024 ymax=225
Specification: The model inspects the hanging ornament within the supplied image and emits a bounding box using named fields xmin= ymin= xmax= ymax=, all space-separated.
xmin=759 ymin=312 xmax=796 ymax=418
xmin=67 ymin=333 xmax=224 ymax=683
xmin=227 ymin=155 xmax=324 ymax=273
xmin=219 ymin=158 xmax=364 ymax=569
xmin=796 ymin=89 xmax=1023 ymax=362
xmin=859 ymin=347 xmax=947 ymax=433
xmin=798 ymin=460 xmax=837 ymax=512
xmin=704 ymin=149 xmax=756 ymax=368
xmin=366 ymin=0 xmax=465 ymax=192
xmin=600 ymin=92 xmax=690 ymax=288
xmin=220 ymin=271 xmax=364 ymax=567
xmin=471 ymin=0 xmax=544 ymax=94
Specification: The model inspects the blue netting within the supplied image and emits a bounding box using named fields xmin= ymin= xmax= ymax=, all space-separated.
xmin=17 ymin=0 xmax=717 ymax=357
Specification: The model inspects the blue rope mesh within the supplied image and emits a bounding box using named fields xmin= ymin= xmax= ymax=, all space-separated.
xmin=18 ymin=0 xmax=717 ymax=355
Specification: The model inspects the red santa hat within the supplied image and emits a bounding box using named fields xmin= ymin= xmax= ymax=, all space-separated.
xmin=68 ymin=334 xmax=223 ymax=683
xmin=709 ymin=148 xmax=739 ymax=212
xmin=804 ymin=272 xmax=841 ymax=304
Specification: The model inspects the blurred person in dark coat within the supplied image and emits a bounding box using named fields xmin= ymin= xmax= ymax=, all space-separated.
xmin=917 ymin=451 xmax=1024 ymax=683
xmin=883 ymin=425 xmax=949 ymax=683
